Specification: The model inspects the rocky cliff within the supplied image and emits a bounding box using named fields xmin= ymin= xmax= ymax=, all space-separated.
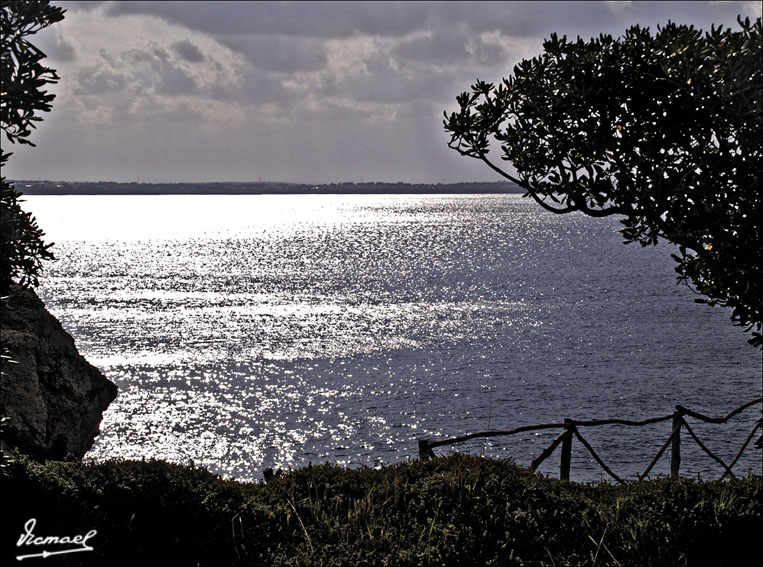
xmin=1 ymin=285 xmax=117 ymax=459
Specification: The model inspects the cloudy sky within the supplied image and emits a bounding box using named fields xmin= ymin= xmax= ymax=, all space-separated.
xmin=5 ymin=1 xmax=760 ymax=184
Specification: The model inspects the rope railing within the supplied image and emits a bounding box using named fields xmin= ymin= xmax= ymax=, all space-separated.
xmin=417 ymin=397 xmax=762 ymax=483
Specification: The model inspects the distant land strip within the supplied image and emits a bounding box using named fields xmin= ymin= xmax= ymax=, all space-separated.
xmin=12 ymin=180 xmax=524 ymax=195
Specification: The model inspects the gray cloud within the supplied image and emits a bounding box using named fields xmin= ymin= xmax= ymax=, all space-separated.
xmin=432 ymin=1 xmax=589 ymax=37
xmin=73 ymin=65 xmax=126 ymax=95
xmin=220 ymin=36 xmax=327 ymax=73
xmin=208 ymin=67 xmax=294 ymax=105
xmin=155 ymin=63 xmax=198 ymax=97
xmin=125 ymin=48 xmax=155 ymax=64
xmin=32 ymin=27 xmax=77 ymax=64
xmin=320 ymin=51 xmax=460 ymax=105
xmin=49 ymin=33 xmax=77 ymax=62
xmin=73 ymin=45 xmax=200 ymax=100
xmin=471 ymin=36 xmax=508 ymax=67
xmin=65 ymin=1 xmax=105 ymax=12
xmin=429 ymin=1 xmax=755 ymax=41
xmin=286 ymin=100 xmax=381 ymax=124
xmin=172 ymin=39 xmax=205 ymax=63
xmin=97 ymin=0 xmax=760 ymax=47
xmin=151 ymin=46 xmax=170 ymax=62
xmin=98 ymin=48 xmax=118 ymax=66
xmin=129 ymin=104 xmax=202 ymax=126
xmin=104 ymin=1 xmax=432 ymax=38
xmin=57 ymin=41 xmax=76 ymax=62
xmin=8 ymin=1 xmax=759 ymax=184
xmin=394 ymin=32 xmax=471 ymax=66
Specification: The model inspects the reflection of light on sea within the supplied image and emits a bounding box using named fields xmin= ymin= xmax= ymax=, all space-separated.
xmin=30 ymin=194 xmax=762 ymax=482
xmin=86 ymin=360 xmax=397 ymax=479
xmin=80 ymin=296 xmax=528 ymax=368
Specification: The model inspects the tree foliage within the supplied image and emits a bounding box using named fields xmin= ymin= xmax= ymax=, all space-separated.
xmin=0 ymin=0 xmax=63 ymax=290
xmin=445 ymin=17 xmax=762 ymax=347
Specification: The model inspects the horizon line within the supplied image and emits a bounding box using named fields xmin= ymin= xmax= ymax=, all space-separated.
xmin=10 ymin=179 xmax=518 ymax=186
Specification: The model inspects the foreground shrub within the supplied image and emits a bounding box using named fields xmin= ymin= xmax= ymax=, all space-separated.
xmin=2 ymin=454 xmax=760 ymax=566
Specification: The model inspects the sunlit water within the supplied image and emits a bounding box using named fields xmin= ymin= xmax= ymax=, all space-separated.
xmin=26 ymin=194 xmax=761 ymax=482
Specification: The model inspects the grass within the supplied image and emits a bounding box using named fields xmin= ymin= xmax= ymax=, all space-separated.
xmin=2 ymin=453 xmax=761 ymax=566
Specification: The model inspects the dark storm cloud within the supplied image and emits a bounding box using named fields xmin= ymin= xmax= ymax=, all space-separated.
xmin=104 ymin=1 xmax=431 ymax=38
xmin=172 ymin=39 xmax=205 ymax=63
xmin=220 ymin=36 xmax=327 ymax=73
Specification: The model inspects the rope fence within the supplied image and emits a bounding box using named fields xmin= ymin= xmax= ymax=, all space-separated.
xmin=417 ymin=397 xmax=762 ymax=483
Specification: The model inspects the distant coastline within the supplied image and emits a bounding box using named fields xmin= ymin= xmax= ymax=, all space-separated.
xmin=12 ymin=180 xmax=524 ymax=195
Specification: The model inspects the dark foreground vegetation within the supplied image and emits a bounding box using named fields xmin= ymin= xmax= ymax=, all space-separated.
xmin=2 ymin=453 xmax=760 ymax=566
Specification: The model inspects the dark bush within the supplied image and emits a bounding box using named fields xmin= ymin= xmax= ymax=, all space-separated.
xmin=2 ymin=454 xmax=760 ymax=566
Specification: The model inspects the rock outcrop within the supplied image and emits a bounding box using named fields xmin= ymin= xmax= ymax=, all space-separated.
xmin=1 ymin=285 xmax=117 ymax=459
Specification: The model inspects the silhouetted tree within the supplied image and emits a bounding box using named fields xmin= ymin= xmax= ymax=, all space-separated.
xmin=1 ymin=0 xmax=64 ymax=290
xmin=445 ymin=17 xmax=762 ymax=346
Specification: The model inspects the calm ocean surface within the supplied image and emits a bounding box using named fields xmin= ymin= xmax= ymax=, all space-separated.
xmin=26 ymin=194 xmax=761 ymax=482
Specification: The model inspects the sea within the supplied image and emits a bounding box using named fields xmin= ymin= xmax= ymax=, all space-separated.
xmin=24 ymin=193 xmax=762 ymax=483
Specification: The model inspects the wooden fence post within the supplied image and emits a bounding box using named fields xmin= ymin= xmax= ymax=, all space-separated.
xmin=417 ymin=398 xmax=760 ymax=481
xmin=671 ymin=409 xmax=683 ymax=479
xmin=560 ymin=419 xmax=574 ymax=481
xmin=418 ymin=439 xmax=435 ymax=460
